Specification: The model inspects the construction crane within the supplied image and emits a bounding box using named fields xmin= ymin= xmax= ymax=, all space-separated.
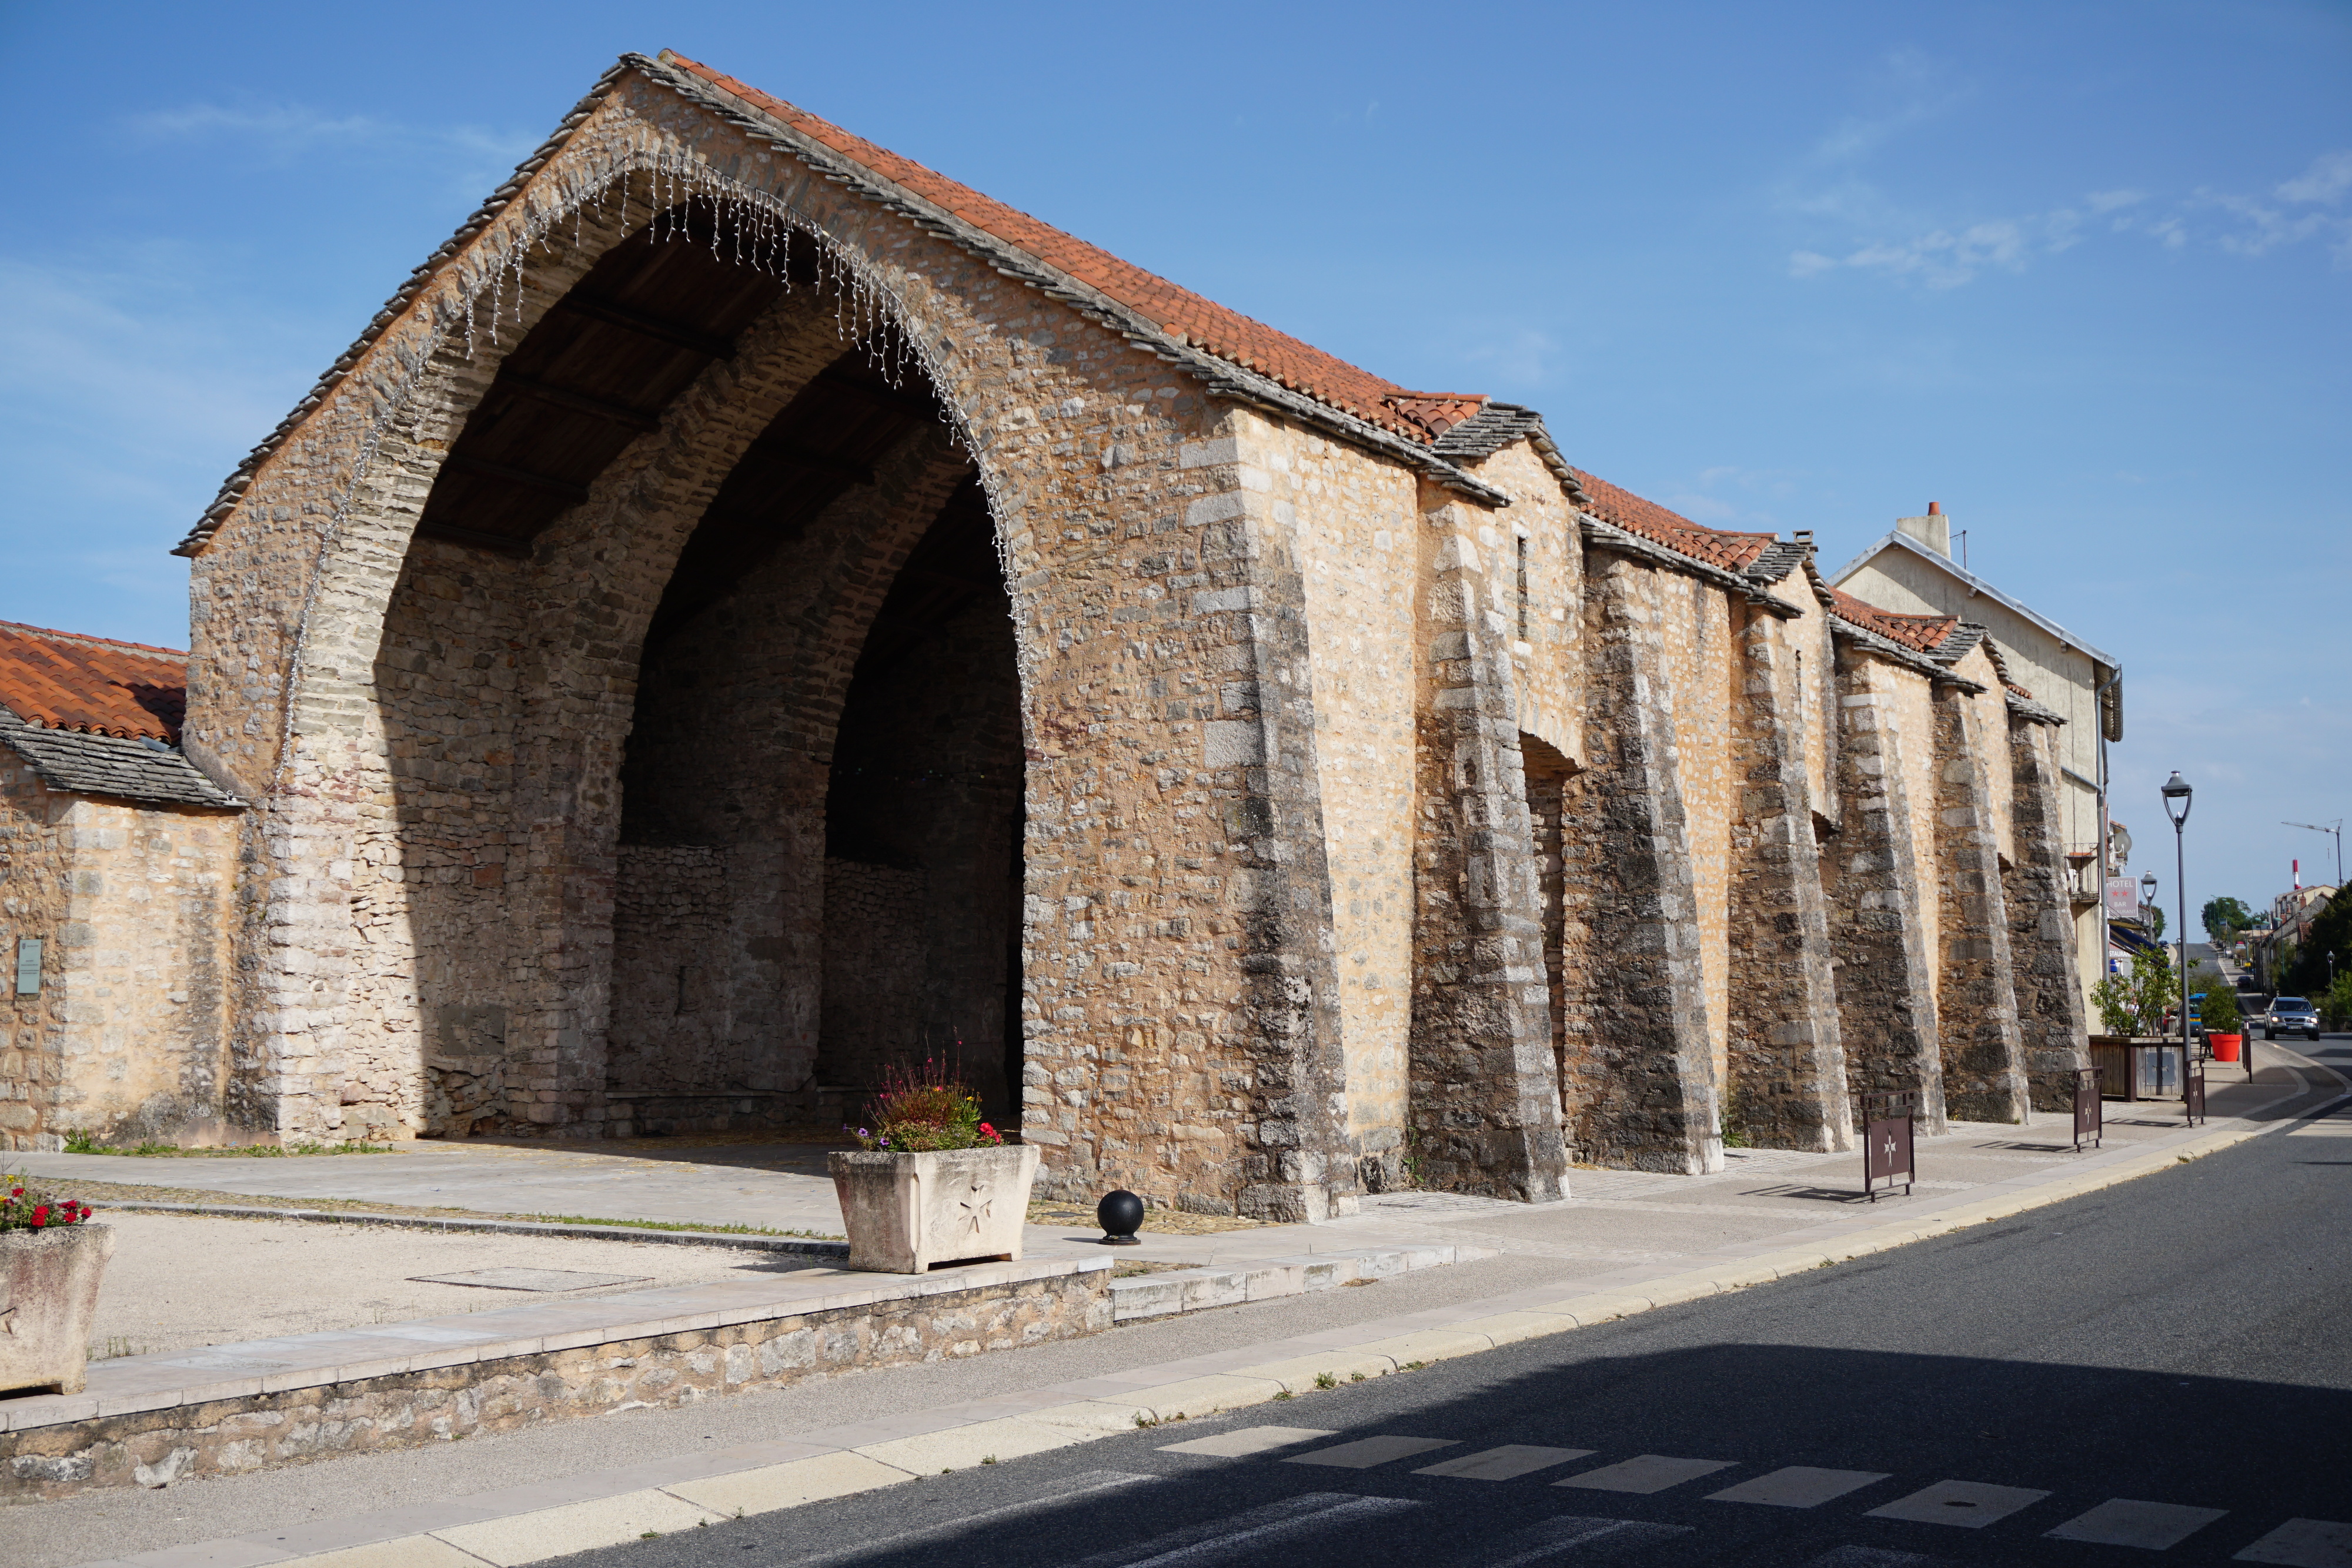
xmin=2284 ymin=818 xmax=2344 ymax=887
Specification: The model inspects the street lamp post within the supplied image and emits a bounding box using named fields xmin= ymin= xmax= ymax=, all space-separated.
xmin=2163 ymin=773 xmax=2195 ymax=1092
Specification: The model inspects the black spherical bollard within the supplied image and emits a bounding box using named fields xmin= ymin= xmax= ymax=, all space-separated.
xmin=1096 ymin=1189 xmax=1145 ymax=1246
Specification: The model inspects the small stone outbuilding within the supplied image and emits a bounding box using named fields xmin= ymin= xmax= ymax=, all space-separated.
xmin=0 ymin=623 xmax=242 ymax=1147
xmin=3 ymin=52 xmax=2094 ymax=1220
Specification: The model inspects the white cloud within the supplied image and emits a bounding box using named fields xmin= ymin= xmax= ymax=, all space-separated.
xmin=127 ymin=100 xmax=537 ymax=195
xmin=2277 ymin=149 xmax=2352 ymax=206
xmin=1787 ymin=151 xmax=2352 ymax=287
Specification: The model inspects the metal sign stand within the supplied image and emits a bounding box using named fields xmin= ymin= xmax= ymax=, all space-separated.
xmin=1863 ymin=1091 xmax=1916 ymax=1202
xmin=2072 ymin=1066 xmax=2104 ymax=1152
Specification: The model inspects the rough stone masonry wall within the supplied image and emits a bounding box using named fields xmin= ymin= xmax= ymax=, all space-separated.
xmin=1930 ymin=653 xmax=2029 ymax=1125
xmin=2004 ymin=710 xmax=2090 ymax=1109
xmin=606 ymin=419 xmax=982 ymax=1131
xmin=0 ymin=770 xmax=236 ymax=1150
xmin=0 ymin=765 xmax=71 ymax=1149
xmin=1404 ymin=484 xmax=1566 ymax=1201
xmin=606 ymin=844 xmax=731 ymax=1111
xmin=1251 ymin=414 xmax=1419 ymax=1181
xmin=1 ymin=1267 xmax=1108 ymax=1503
xmin=1826 ymin=647 xmax=1947 ymax=1131
xmin=1722 ymin=594 xmax=1850 ymax=1152
xmin=1653 ymin=570 xmax=1738 ymax=1086
xmin=183 ymin=72 xmax=1367 ymax=1218
xmin=1556 ymin=549 xmax=1718 ymax=1175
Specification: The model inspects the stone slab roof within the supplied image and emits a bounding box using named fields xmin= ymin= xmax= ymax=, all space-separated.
xmin=0 ymin=620 xmax=188 ymax=740
xmin=0 ymin=707 xmax=240 ymax=808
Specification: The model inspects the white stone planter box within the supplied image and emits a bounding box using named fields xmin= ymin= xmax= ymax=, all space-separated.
xmin=1 ymin=1223 xmax=115 ymax=1396
xmin=827 ymin=1145 xmax=1040 ymax=1273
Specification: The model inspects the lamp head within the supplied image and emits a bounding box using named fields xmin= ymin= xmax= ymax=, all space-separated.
xmin=2161 ymin=771 xmax=2192 ymax=827
xmin=2141 ymin=872 xmax=2158 ymax=903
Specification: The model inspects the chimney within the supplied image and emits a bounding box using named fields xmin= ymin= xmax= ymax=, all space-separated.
xmin=1895 ymin=503 xmax=1952 ymax=558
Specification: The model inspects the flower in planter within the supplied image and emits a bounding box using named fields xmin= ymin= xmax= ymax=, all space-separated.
xmin=847 ymin=1057 xmax=1008 ymax=1152
xmin=0 ymin=1174 xmax=93 ymax=1232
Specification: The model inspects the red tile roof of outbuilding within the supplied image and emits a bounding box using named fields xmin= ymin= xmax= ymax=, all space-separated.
xmin=0 ymin=621 xmax=188 ymax=740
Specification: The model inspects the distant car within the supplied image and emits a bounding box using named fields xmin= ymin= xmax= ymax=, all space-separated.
xmin=2263 ymin=997 xmax=2321 ymax=1042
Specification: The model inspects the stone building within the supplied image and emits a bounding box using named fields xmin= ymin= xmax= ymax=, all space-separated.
xmin=0 ymin=623 xmax=242 ymax=1146
xmin=1 ymin=52 xmax=2093 ymax=1219
xmin=1831 ymin=506 xmax=2124 ymax=1013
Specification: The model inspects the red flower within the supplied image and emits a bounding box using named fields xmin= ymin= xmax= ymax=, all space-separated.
xmin=29 ymin=1206 xmax=47 ymax=1228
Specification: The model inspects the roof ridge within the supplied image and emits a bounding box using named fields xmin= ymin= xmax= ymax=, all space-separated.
xmin=656 ymin=51 xmax=1480 ymax=446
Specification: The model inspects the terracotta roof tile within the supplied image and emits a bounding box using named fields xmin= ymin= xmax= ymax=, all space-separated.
xmin=0 ymin=621 xmax=189 ymax=740
xmin=664 ymin=53 xmax=1481 ymax=444
xmin=1566 ymin=468 xmax=1779 ymax=571
xmin=1825 ymin=588 xmax=1962 ymax=654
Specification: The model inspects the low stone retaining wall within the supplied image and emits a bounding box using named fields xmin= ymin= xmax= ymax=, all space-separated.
xmin=2 ymin=1260 xmax=1108 ymax=1505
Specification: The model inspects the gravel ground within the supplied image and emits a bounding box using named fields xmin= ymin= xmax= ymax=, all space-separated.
xmin=82 ymin=1212 xmax=800 ymax=1360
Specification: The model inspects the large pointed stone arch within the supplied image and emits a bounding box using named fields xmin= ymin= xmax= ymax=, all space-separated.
xmin=178 ymin=55 xmax=1365 ymax=1221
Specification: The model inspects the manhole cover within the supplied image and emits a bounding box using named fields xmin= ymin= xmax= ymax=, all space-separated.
xmin=409 ymin=1268 xmax=653 ymax=1292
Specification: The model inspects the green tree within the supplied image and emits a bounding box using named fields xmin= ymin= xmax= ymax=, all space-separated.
xmin=2202 ymin=895 xmax=2255 ymax=942
xmin=2092 ymin=946 xmax=2177 ymax=1037
xmin=2144 ymin=904 xmax=2166 ymax=942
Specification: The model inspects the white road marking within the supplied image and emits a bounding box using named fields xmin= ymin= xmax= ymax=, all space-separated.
xmin=1707 ymin=1466 xmax=1893 ymax=1508
xmin=1803 ymin=1548 xmax=1950 ymax=1566
xmin=1478 ymin=1513 xmax=1694 ymax=1566
xmin=2236 ymin=1517 xmax=2352 ymax=1566
xmin=1866 ymin=1479 xmax=2051 ymax=1529
xmin=1110 ymin=1493 xmax=1422 ymax=1567
xmin=798 ymin=1470 xmax=1154 ymax=1566
xmin=1415 ymin=1444 xmax=1595 ymax=1480
xmin=1157 ymin=1425 xmax=1336 ymax=1457
xmin=1553 ymin=1455 xmax=1739 ymax=1494
xmin=2046 ymin=1497 xmax=2227 ymax=1549
xmin=1284 ymin=1435 xmax=1459 ymax=1469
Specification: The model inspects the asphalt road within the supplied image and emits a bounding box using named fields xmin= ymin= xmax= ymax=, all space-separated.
xmin=560 ymin=1047 xmax=2352 ymax=1568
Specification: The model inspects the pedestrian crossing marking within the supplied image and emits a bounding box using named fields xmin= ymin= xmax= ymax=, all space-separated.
xmin=2284 ymin=1117 xmax=2352 ymax=1137
xmin=1415 ymin=1445 xmax=1594 ymax=1480
xmin=1555 ymin=1454 xmax=1738 ymax=1493
xmin=2235 ymin=1516 xmax=2352 ymax=1566
xmin=2046 ymin=1497 xmax=2227 ymax=1549
xmin=1804 ymin=1548 xmax=1950 ymax=1566
xmin=1480 ymin=1514 xmax=1693 ymax=1567
xmin=1157 ymin=1425 xmax=1335 ymax=1458
xmin=1065 ymin=1492 xmax=1422 ymax=1568
xmin=1709 ymin=1466 xmax=1893 ymax=1508
xmin=1866 ymin=1479 xmax=2051 ymax=1529
xmin=1285 ymin=1435 xmax=1458 ymax=1469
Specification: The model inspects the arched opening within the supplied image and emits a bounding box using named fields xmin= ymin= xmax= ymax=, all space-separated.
xmin=375 ymin=198 xmax=1025 ymax=1141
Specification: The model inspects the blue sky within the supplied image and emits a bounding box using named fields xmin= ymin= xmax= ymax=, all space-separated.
xmin=1 ymin=1 xmax=2344 ymax=914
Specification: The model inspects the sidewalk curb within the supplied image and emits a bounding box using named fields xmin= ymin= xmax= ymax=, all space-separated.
xmin=84 ymin=1091 xmax=2352 ymax=1568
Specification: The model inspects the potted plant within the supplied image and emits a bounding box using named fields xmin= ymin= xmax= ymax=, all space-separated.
xmin=0 ymin=1176 xmax=110 ymax=1396
xmin=2201 ymin=984 xmax=2244 ymax=1062
xmin=828 ymin=1061 xmax=1038 ymax=1273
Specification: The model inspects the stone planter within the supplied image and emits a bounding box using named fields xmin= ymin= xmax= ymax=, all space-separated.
xmin=827 ymin=1145 xmax=1040 ymax=1273
xmin=0 ymin=1223 xmax=115 ymax=1396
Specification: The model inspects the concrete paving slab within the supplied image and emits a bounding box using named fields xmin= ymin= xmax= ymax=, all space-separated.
xmin=663 ymin=1452 xmax=915 ymax=1516
xmin=431 ymin=1488 xmax=723 ymax=1564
